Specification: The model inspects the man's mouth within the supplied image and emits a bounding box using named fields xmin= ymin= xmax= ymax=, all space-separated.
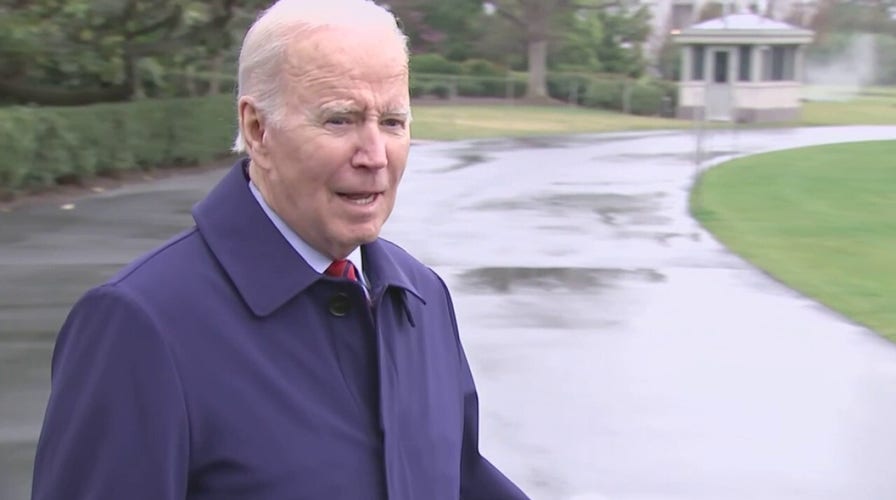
xmin=338 ymin=192 xmax=379 ymax=205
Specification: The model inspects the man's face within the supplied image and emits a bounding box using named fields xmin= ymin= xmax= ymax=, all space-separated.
xmin=253 ymin=26 xmax=410 ymax=260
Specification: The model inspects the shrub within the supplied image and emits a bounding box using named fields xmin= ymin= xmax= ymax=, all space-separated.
xmin=427 ymin=82 xmax=452 ymax=99
xmin=462 ymin=59 xmax=506 ymax=78
xmin=627 ymin=82 xmax=664 ymax=116
xmin=0 ymin=94 xmax=237 ymax=194
xmin=547 ymin=73 xmax=593 ymax=105
xmin=409 ymin=53 xmax=463 ymax=75
xmin=456 ymin=79 xmax=486 ymax=97
xmin=462 ymin=59 xmax=509 ymax=97
xmin=409 ymin=77 xmax=427 ymax=98
xmin=583 ymin=79 xmax=627 ymax=111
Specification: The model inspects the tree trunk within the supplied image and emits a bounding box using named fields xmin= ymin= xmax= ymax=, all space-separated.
xmin=207 ymin=55 xmax=224 ymax=96
xmin=527 ymin=38 xmax=549 ymax=99
xmin=185 ymin=65 xmax=198 ymax=97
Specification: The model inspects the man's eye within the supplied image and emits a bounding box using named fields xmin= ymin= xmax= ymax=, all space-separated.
xmin=326 ymin=116 xmax=352 ymax=126
xmin=382 ymin=118 xmax=405 ymax=128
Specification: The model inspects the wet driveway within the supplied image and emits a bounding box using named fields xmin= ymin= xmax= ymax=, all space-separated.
xmin=3 ymin=126 xmax=896 ymax=499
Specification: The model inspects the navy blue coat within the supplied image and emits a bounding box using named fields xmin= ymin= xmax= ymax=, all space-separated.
xmin=32 ymin=160 xmax=528 ymax=500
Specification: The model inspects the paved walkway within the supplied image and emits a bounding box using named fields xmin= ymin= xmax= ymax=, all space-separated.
xmin=3 ymin=126 xmax=896 ymax=499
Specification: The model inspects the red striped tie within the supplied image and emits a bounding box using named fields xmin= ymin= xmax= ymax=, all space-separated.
xmin=325 ymin=259 xmax=359 ymax=282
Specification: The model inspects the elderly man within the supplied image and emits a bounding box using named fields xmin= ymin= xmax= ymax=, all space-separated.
xmin=30 ymin=1 xmax=529 ymax=499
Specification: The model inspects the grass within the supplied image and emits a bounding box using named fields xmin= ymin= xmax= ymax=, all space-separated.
xmin=691 ymin=140 xmax=896 ymax=341
xmin=801 ymin=95 xmax=896 ymax=126
xmin=405 ymin=86 xmax=896 ymax=141
xmin=408 ymin=104 xmax=689 ymax=140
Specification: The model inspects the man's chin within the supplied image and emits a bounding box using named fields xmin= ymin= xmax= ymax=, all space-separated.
xmin=340 ymin=226 xmax=383 ymax=251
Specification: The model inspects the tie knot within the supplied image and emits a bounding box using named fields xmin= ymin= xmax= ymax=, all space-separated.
xmin=325 ymin=259 xmax=359 ymax=282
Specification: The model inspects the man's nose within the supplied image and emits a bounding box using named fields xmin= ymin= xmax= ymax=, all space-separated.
xmin=352 ymin=122 xmax=388 ymax=170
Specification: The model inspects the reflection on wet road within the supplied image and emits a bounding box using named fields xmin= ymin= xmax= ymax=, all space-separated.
xmin=4 ymin=126 xmax=896 ymax=499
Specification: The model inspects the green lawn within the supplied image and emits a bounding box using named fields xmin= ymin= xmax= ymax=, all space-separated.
xmin=799 ymin=85 xmax=896 ymax=125
xmin=409 ymin=104 xmax=688 ymax=140
xmin=801 ymin=96 xmax=896 ymax=126
xmin=691 ymin=140 xmax=896 ymax=341
xmin=405 ymin=87 xmax=896 ymax=141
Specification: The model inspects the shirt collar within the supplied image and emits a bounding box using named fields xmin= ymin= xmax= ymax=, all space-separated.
xmin=248 ymin=180 xmax=365 ymax=282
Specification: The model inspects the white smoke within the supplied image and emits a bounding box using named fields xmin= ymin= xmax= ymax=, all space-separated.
xmin=804 ymin=33 xmax=876 ymax=101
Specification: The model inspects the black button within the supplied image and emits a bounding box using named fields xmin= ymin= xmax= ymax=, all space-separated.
xmin=328 ymin=293 xmax=351 ymax=317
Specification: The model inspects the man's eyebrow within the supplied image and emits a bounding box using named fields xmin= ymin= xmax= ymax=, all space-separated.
xmin=383 ymin=108 xmax=411 ymax=117
xmin=315 ymin=104 xmax=411 ymax=120
xmin=318 ymin=103 xmax=362 ymax=115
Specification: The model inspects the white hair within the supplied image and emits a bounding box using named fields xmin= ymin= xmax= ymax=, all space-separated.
xmin=232 ymin=0 xmax=409 ymax=153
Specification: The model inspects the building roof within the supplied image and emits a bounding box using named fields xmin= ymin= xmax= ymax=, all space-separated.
xmin=675 ymin=13 xmax=814 ymax=44
xmin=690 ymin=13 xmax=802 ymax=31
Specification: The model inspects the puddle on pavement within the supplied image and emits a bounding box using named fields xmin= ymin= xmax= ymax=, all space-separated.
xmin=469 ymin=131 xmax=678 ymax=152
xmin=604 ymin=149 xmax=741 ymax=164
xmin=475 ymin=192 xmax=668 ymax=226
xmin=435 ymin=153 xmax=493 ymax=173
xmin=457 ymin=266 xmax=665 ymax=294
xmin=470 ymin=136 xmax=580 ymax=151
xmin=618 ymin=230 xmax=702 ymax=245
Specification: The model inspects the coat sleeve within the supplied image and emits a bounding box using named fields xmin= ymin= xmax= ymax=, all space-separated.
xmin=31 ymin=284 xmax=190 ymax=500
xmin=435 ymin=275 xmax=530 ymax=500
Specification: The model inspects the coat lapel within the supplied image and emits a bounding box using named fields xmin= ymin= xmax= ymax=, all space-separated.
xmin=192 ymin=159 xmax=319 ymax=317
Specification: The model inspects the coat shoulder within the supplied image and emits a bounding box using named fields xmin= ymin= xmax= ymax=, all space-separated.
xmin=101 ymin=227 xmax=214 ymax=303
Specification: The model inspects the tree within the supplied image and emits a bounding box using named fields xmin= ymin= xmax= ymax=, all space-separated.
xmin=0 ymin=0 xmax=266 ymax=105
xmin=383 ymin=0 xmax=485 ymax=59
xmin=810 ymin=0 xmax=896 ymax=36
xmin=484 ymin=0 xmax=564 ymax=99
xmin=483 ymin=0 xmax=650 ymax=99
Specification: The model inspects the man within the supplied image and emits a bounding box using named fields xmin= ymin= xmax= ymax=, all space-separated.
xmin=30 ymin=1 xmax=529 ymax=499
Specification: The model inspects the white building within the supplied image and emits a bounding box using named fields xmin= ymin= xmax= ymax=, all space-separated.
xmin=673 ymin=13 xmax=814 ymax=122
xmin=641 ymin=0 xmax=818 ymax=70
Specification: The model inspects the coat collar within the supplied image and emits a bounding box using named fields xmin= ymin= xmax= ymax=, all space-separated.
xmin=192 ymin=159 xmax=425 ymax=317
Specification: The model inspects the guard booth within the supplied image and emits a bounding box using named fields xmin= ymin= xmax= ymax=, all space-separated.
xmin=674 ymin=13 xmax=814 ymax=122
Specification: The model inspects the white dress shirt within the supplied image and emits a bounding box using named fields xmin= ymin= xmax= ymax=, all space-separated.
xmin=249 ymin=181 xmax=366 ymax=286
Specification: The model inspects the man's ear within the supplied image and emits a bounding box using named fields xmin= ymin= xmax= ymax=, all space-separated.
xmin=238 ymin=97 xmax=270 ymax=167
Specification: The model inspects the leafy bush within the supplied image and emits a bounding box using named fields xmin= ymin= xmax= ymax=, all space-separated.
xmin=0 ymin=95 xmax=237 ymax=195
xmin=456 ymin=79 xmax=486 ymax=97
xmin=409 ymin=53 xmax=463 ymax=75
xmin=409 ymin=77 xmax=427 ymax=98
xmin=547 ymin=73 xmax=594 ymax=105
xmin=427 ymin=82 xmax=452 ymax=99
xmin=461 ymin=58 xmax=506 ymax=78
xmin=461 ymin=59 xmax=509 ymax=97
xmin=583 ymin=79 xmax=627 ymax=110
xmin=627 ymin=83 xmax=664 ymax=116
xmin=506 ymin=78 xmax=528 ymax=98
xmin=580 ymin=78 xmax=677 ymax=116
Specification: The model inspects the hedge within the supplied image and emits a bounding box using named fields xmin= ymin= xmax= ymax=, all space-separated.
xmin=409 ymin=53 xmax=524 ymax=99
xmin=0 ymin=95 xmax=236 ymax=196
xmin=583 ymin=78 xmax=677 ymax=117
